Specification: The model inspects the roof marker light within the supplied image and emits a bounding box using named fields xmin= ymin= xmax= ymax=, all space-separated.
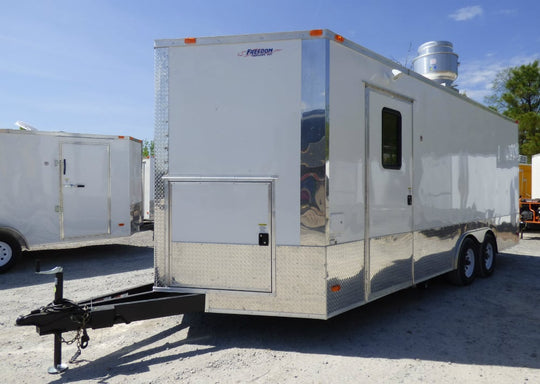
xmin=309 ymin=29 xmax=323 ymax=37
xmin=184 ymin=37 xmax=197 ymax=44
xmin=334 ymin=34 xmax=344 ymax=43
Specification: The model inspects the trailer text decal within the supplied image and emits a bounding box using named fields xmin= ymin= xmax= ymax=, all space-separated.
xmin=237 ymin=48 xmax=282 ymax=57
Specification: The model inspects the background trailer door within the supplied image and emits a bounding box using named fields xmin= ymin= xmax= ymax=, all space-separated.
xmin=60 ymin=143 xmax=110 ymax=239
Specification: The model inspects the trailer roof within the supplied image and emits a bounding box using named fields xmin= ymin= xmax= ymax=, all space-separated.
xmin=154 ymin=29 xmax=515 ymax=124
xmin=0 ymin=129 xmax=142 ymax=142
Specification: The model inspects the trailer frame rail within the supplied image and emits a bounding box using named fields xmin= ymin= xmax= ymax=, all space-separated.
xmin=15 ymin=265 xmax=205 ymax=374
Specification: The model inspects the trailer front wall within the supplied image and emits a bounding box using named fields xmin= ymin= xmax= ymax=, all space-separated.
xmin=166 ymin=39 xmax=301 ymax=245
xmin=155 ymin=36 xmax=344 ymax=318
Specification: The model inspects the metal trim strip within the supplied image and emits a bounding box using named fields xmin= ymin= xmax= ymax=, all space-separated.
xmin=300 ymin=38 xmax=329 ymax=246
xmin=163 ymin=176 xmax=278 ymax=182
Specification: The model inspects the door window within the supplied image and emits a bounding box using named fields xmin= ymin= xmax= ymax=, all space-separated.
xmin=381 ymin=107 xmax=402 ymax=169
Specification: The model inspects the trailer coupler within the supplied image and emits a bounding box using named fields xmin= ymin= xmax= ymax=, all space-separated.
xmin=16 ymin=263 xmax=205 ymax=374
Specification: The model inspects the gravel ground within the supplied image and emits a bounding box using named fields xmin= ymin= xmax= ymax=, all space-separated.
xmin=1 ymin=230 xmax=539 ymax=383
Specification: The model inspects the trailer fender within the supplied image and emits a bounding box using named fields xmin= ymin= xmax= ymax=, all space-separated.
xmin=452 ymin=229 xmax=490 ymax=268
xmin=0 ymin=227 xmax=29 ymax=249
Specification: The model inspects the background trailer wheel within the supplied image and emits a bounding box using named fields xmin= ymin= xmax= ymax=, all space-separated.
xmin=0 ymin=235 xmax=21 ymax=273
xmin=479 ymin=234 xmax=497 ymax=277
xmin=447 ymin=237 xmax=478 ymax=286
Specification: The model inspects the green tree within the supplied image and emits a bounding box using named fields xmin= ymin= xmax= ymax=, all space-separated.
xmin=484 ymin=68 xmax=511 ymax=112
xmin=142 ymin=139 xmax=154 ymax=158
xmin=486 ymin=60 xmax=540 ymax=159
xmin=518 ymin=112 xmax=540 ymax=157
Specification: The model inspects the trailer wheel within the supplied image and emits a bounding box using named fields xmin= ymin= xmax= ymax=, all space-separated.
xmin=478 ymin=234 xmax=497 ymax=277
xmin=0 ymin=235 xmax=21 ymax=273
xmin=447 ymin=237 xmax=478 ymax=286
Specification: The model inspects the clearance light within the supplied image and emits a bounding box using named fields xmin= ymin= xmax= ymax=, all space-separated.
xmin=184 ymin=37 xmax=197 ymax=44
xmin=118 ymin=136 xmax=125 ymax=139
xmin=310 ymin=29 xmax=323 ymax=37
xmin=331 ymin=285 xmax=341 ymax=292
xmin=334 ymin=34 xmax=344 ymax=43
xmin=118 ymin=223 xmax=125 ymax=227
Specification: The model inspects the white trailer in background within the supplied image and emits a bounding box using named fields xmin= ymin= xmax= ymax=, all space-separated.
xmin=152 ymin=30 xmax=519 ymax=319
xmin=0 ymin=129 xmax=143 ymax=272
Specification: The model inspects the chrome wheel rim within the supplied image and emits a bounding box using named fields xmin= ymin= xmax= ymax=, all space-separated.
xmin=0 ymin=241 xmax=13 ymax=267
xmin=464 ymin=248 xmax=475 ymax=278
xmin=483 ymin=243 xmax=494 ymax=270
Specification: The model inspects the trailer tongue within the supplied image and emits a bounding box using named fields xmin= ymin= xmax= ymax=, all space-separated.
xmin=16 ymin=264 xmax=205 ymax=373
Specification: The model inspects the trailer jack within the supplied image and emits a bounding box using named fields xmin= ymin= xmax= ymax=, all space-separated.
xmin=16 ymin=261 xmax=205 ymax=374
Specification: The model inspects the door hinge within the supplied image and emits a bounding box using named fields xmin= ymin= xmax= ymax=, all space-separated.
xmin=55 ymin=205 xmax=63 ymax=213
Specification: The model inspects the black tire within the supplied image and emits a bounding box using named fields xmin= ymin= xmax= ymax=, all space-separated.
xmin=447 ymin=237 xmax=478 ymax=286
xmin=0 ymin=235 xmax=21 ymax=273
xmin=478 ymin=234 xmax=497 ymax=277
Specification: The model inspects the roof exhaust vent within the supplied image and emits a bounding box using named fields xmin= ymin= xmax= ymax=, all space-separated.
xmin=412 ymin=41 xmax=459 ymax=87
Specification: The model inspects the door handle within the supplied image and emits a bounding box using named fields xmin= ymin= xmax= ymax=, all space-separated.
xmin=407 ymin=195 xmax=412 ymax=205
xmin=259 ymin=233 xmax=269 ymax=246
xmin=63 ymin=159 xmax=66 ymax=175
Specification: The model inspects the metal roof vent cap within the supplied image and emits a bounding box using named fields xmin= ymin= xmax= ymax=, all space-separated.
xmin=412 ymin=41 xmax=459 ymax=87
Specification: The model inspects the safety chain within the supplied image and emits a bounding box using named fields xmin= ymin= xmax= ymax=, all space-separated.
xmin=38 ymin=300 xmax=91 ymax=364
xmin=66 ymin=306 xmax=90 ymax=363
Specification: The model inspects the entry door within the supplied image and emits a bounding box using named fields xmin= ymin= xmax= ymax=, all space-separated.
xmin=367 ymin=88 xmax=413 ymax=297
xmin=61 ymin=143 xmax=110 ymax=239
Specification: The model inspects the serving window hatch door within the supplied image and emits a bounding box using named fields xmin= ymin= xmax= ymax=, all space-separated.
xmin=168 ymin=180 xmax=273 ymax=292
xmin=60 ymin=143 xmax=110 ymax=239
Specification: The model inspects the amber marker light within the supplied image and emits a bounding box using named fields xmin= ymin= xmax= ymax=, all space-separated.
xmin=309 ymin=29 xmax=323 ymax=37
xmin=334 ymin=34 xmax=345 ymax=43
xmin=118 ymin=223 xmax=125 ymax=227
xmin=184 ymin=37 xmax=197 ymax=44
xmin=331 ymin=285 xmax=341 ymax=292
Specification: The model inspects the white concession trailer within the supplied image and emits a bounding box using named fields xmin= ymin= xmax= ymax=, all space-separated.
xmin=152 ymin=30 xmax=519 ymax=319
xmin=0 ymin=129 xmax=143 ymax=272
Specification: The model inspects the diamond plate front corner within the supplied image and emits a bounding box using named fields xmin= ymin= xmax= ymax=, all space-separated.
xmin=154 ymin=46 xmax=169 ymax=287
